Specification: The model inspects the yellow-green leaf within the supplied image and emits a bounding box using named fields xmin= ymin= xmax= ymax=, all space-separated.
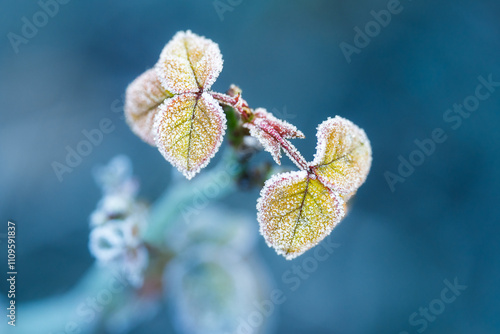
xmin=124 ymin=69 xmax=173 ymax=145
xmin=154 ymin=92 xmax=226 ymax=179
xmin=257 ymin=171 xmax=345 ymax=260
xmin=310 ymin=116 xmax=372 ymax=196
xmin=156 ymin=30 xmax=223 ymax=94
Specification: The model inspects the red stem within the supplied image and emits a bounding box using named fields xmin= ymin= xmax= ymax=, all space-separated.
xmin=210 ymin=92 xmax=251 ymax=120
xmin=211 ymin=90 xmax=309 ymax=171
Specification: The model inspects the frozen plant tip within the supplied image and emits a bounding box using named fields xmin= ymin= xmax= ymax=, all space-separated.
xmin=125 ymin=31 xmax=372 ymax=259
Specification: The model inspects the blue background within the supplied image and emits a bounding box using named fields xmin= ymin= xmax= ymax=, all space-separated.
xmin=1 ymin=0 xmax=500 ymax=333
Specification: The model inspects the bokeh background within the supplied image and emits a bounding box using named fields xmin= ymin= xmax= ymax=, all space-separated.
xmin=1 ymin=0 xmax=500 ymax=333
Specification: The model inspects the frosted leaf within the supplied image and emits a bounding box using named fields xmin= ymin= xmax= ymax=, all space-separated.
xmin=125 ymin=69 xmax=173 ymax=145
xmin=310 ymin=116 xmax=372 ymax=196
xmin=257 ymin=170 xmax=345 ymax=260
xmin=253 ymin=108 xmax=305 ymax=140
xmin=244 ymin=108 xmax=305 ymax=165
xmin=156 ymin=30 xmax=223 ymax=94
xmin=154 ymin=92 xmax=226 ymax=180
xmin=125 ymin=32 xmax=226 ymax=176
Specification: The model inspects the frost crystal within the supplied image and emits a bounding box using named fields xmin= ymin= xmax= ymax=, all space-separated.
xmin=244 ymin=108 xmax=305 ymax=165
xmin=257 ymin=170 xmax=345 ymax=260
xmin=310 ymin=116 xmax=372 ymax=196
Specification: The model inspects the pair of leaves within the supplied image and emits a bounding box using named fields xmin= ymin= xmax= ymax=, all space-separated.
xmin=124 ymin=31 xmax=226 ymax=179
xmin=257 ymin=116 xmax=372 ymax=259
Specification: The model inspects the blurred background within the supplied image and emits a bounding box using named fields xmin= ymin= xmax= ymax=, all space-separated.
xmin=1 ymin=0 xmax=500 ymax=333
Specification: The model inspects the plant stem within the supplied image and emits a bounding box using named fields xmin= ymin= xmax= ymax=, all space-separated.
xmin=211 ymin=91 xmax=252 ymax=120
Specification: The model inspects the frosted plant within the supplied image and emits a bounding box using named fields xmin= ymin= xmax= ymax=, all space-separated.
xmin=88 ymin=158 xmax=271 ymax=334
xmin=125 ymin=31 xmax=372 ymax=260
xmin=89 ymin=155 xmax=149 ymax=287
xmin=258 ymin=117 xmax=371 ymax=259
xmin=11 ymin=31 xmax=381 ymax=334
